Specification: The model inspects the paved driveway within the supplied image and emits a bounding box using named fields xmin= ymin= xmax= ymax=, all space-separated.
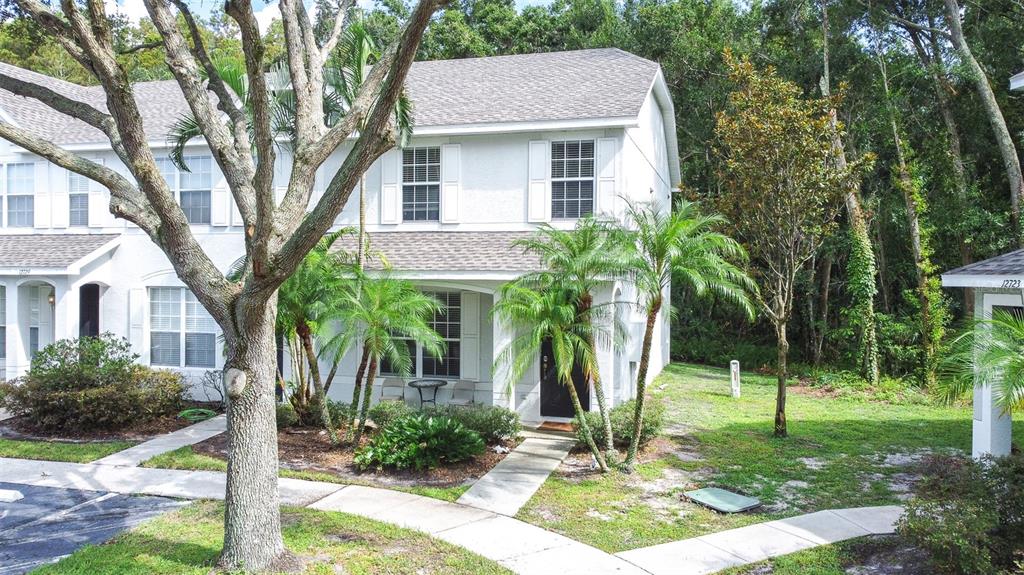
xmin=0 ymin=482 xmax=186 ymax=575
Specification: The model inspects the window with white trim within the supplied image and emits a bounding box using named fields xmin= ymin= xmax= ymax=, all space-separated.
xmin=379 ymin=338 xmax=416 ymax=377
xmin=422 ymin=291 xmax=460 ymax=378
xmin=401 ymin=147 xmax=440 ymax=221
xmin=6 ymin=163 xmax=34 ymax=227
xmin=157 ymin=156 xmax=212 ymax=224
xmin=68 ymin=170 xmax=90 ymax=226
xmin=551 ymin=140 xmax=595 ymax=219
xmin=150 ymin=287 xmax=217 ymax=368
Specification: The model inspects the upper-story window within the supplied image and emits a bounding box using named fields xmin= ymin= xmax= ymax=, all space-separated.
xmin=150 ymin=287 xmax=217 ymax=368
xmin=68 ymin=170 xmax=90 ymax=227
xmin=157 ymin=156 xmax=212 ymax=225
xmin=6 ymin=163 xmax=34 ymax=227
xmin=402 ymin=146 xmax=440 ymax=222
xmin=551 ymin=140 xmax=594 ymax=219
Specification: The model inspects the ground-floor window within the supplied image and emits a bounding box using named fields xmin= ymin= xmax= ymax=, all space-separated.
xmin=379 ymin=291 xmax=461 ymax=379
xmin=150 ymin=287 xmax=217 ymax=368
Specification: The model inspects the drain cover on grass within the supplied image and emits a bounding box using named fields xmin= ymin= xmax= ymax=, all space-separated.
xmin=684 ymin=487 xmax=761 ymax=513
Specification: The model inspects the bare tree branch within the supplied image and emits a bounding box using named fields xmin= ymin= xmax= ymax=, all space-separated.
xmin=319 ymin=0 xmax=356 ymax=59
xmin=117 ymin=40 xmax=163 ymax=55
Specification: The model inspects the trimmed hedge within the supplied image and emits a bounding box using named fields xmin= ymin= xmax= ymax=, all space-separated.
xmin=428 ymin=404 xmax=521 ymax=443
xmin=0 ymin=335 xmax=185 ymax=432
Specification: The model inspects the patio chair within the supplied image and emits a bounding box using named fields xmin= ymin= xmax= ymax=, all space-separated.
xmin=447 ymin=380 xmax=476 ymax=407
xmin=378 ymin=378 xmax=406 ymax=403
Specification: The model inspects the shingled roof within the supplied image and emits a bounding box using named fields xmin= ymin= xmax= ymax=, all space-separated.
xmin=0 ymin=234 xmax=119 ymax=269
xmin=0 ymin=49 xmax=661 ymax=144
xmin=333 ymin=231 xmax=541 ymax=273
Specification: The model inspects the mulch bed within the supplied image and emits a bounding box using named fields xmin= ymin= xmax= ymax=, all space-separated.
xmin=0 ymin=402 xmax=221 ymax=443
xmin=192 ymin=427 xmax=517 ymax=489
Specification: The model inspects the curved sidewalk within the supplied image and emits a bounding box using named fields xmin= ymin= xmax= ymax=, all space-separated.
xmin=0 ymin=457 xmax=646 ymax=575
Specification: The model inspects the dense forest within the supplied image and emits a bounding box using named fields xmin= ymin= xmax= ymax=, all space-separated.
xmin=2 ymin=0 xmax=1022 ymax=385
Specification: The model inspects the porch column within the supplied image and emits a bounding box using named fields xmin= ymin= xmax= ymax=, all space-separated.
xmin=491 ymin=289 xmax=514 ymax=411
xmin=53 ymin=279 xmax=74 ymax=341
xmin=973 ymin=382 xmax=1012 ymax=458
xmin=5 ymin=282 xmax=26 ymax=378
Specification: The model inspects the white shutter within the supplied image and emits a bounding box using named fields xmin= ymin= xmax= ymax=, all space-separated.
xmin=527 ymin=140 xmax=550 ymax=222
xmin=230 ymin=197 xmax=242 ymax=227
xmin=129 ymin=287 xmax=147 ymax=362
xmin=440 ymin=143 xmax=461 ymax=223
xmin=88 ymin=189 xmax=107 ymax=228
xmin=211 ymin=180 xmax=229 ymax=227
xmin=460 ymin=291 xmax=480 ymax=381
xmin=33 ymin=161 xmax=50 ymax=228
xmin=596 ymin=137 xmax=617 ymax=216
xmin=379 ymin=149 xmax=400 ymax=224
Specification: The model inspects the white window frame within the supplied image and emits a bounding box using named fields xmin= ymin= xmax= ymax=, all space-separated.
xmin=68 ymin=169 xmax=90 ymax=227
xmin=423 ymin=291 xmax=461 ymax=379
xmin=157 ymin=156 xmax=213 ymax=225
xmin=378 ymin=291 xmax=462 ymax=379
xmin=149 ymin=287 xmax=218 ymax=369
xmin=550 ymin=140 xmax=595 ymax=219
xmin=401 ymin=146 xmax=441 ymax=222
xmin=5 ymin=163 xmax=34 ymax=228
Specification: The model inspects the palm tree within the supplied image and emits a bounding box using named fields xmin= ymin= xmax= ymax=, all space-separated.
xmin=333 ymin=274 xmax=445 ymax=445
xmin=275 ymin=229 xmax=356 ymax=444
xmin=493 ymin=281 xmax=610 ymax=471
xmin=619 ymin=199 xmax=755 ymax=469
xmin=516 ymin=218 xmax=628 ymax=459
xmin=939 ymin=308 xmax=1024 ymax=414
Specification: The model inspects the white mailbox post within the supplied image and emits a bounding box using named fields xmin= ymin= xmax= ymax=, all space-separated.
xmin=730 ymin=360 xmax=741 ymax=398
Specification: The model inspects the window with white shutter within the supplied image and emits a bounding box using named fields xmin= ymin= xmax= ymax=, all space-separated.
xmin=68 ymin=170 xmax=90 ymax=226
xmin=6 ymin=163 xmax=34 ymax=227
xmin=150 ymin=287 xmax=218 ymax=368
xmin=156 ymin=156 xmax=213 ymax=225
xmin=550 ymin=140 xmax=595 ymax=219
xmin=402 ymin=147 xmax=440 ymax=221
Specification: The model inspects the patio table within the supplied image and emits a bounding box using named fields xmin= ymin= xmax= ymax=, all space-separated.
xmin=407 ymin=379 xmax=448 ymax=408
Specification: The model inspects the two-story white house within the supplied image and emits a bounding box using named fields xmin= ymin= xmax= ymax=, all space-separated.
xmin=0 ymin=48 xmax=679 ymax=424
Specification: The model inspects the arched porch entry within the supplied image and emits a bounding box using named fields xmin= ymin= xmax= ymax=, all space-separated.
xmin=16 ymin=279 xmax=56 ymax=363
xmin=78 ymin=283 xmax=103 ymax=338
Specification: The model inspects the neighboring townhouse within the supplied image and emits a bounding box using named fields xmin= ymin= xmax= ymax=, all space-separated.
xmin=0 ymin=48 xmax=679 ymax=423
xmin=1011 ymin=70 xmax=1023 ymax=91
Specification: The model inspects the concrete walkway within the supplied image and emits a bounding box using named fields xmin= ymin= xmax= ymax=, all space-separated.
xmin=616 ymin=506 xmax=904 ymax=575
xmin=92 ymin=415 xmax=227 ymax=467
xmin=0 ymin=457 xmax=647 ymax=575
xmin=457 ymin=429 xmax=575 ymax=516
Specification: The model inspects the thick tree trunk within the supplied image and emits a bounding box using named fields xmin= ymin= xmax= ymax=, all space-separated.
xmin=821 ymin=5 xmax=878 ymax=384
xmin=944 ymin=0 xmax=1024 ymax=244
xmin=625 ymin=297 xmax=661 ymax=470
xmin=219 ymin=298 xmax=286 ymax=570
xmin=353 ymin=355 xmax=377 ymax=446
xmin=297 ymin=322 xmax=338 ymax=444
xmin=774 ymin=319 xmax=789 ymax=438
xmin=567 ymin=370 xmax=608 ymax=472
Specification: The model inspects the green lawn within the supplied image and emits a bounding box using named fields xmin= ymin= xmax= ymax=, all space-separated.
xmin=0 ymin=438 xmax=134 ymax=463
xmin=142 ymin=446 xmax=470 ymax=502
xmin=517 ymin=362 xmax=1023 ymax=553
xmin=33 ymin=500 xmax=510 ymax=575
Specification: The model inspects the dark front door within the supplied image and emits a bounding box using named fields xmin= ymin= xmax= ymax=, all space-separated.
xmin=79 ymin=284 xmax=100 ymax=338
xmin=539 ymin=338 xmax=589 ymax=418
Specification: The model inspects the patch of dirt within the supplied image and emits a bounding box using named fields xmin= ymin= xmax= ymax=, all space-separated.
xmin=798 ymin=456 xmax=826 ymax=470
xmin=0 ymin=410 xmax=208 ymax=443
xmin=764 ymin=479 xmax=811 ymax=513
xmin=844 ymin=536 xmax=935 ymax=574
xmin=191 ymin=427 xmax=514 ymax=488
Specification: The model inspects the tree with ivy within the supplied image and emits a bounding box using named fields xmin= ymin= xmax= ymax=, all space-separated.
xmin=715 ymin=52 xmax=868 ymax=438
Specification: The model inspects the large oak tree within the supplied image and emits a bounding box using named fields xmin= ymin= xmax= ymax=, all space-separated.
xmin=0 ymin=0 xmax=445 ymax=570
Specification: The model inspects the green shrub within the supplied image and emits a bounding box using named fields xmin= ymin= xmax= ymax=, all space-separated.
xmin=276 ymin=403 xmax=299 ymax=430
xmin=0 ymin=335 xmax=185 ymax=432
xmin=428 ymin=404 xmax=521 ymax=443
xmin=297 ymin=398 xmax=355 ymax=430
xmin=354 ymin=414 xmax=485 ymax=470
xmin=573 ymin=399 xmax=665 ymax=449
xmin=368 ymin=401 xmax=414 ymax=429
xmin=898 ymin=454 xmax=1024 ymax=574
